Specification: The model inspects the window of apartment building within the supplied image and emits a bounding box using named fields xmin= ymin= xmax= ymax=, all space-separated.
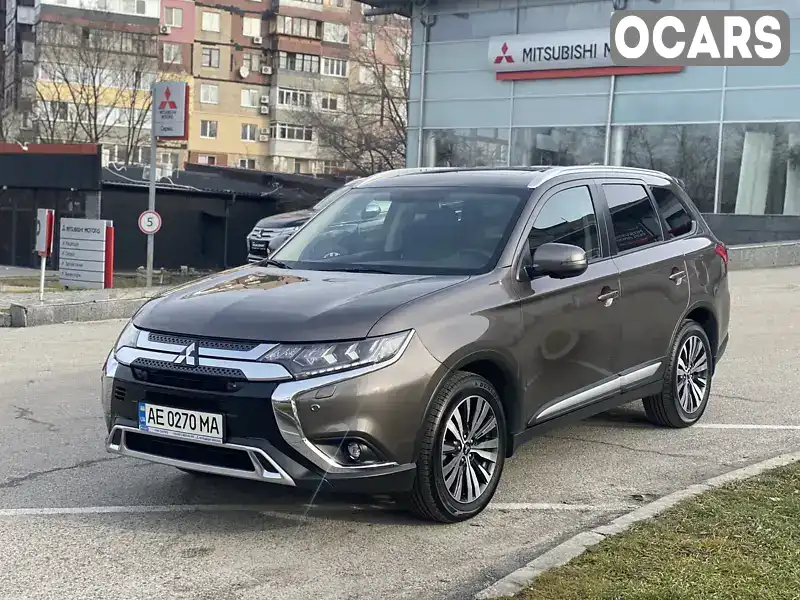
xmin=322 ymin=22 xmax=349 ymax=44
xmin=121 ymin=0 xmax=147 ymax=14
xmin=242 ymin=123 xmax=258 ymax=141
xmin=202 ymin=11 xmax=221 ymax=32
xmin=202 ymin=47 xmax=220 ymax=68
xmin=362 ymin=32 xmax=376 ymax=49
xmin=327 ymin=0 xmax=347 ymax=8
xmin=198 ymin=155 xmax=217 ymax=165
xmin=163 ymin=42 xmax=182 ymax=65
xmin=318 ymin=159 xmax=344 ymax=174
xmin=319 ymin=93 xmax=339 ymax=111
xmin=386 ymin=67 xmax=404 ymax=88
xmin=277 ymin=16 xmax=323 ymax=40
xmin=242 ymin=53 xmax=261 ymax=72
xmin=241 ymin=89 xmax=260 ymax=108
xmin=358 ymin=66 xmax=377 ymax=85
xmin=322 ymin=57 xmax=347 ymax=77
xmin=270 ymin=122 xmax=314 ymax=142
xmin=49 ymin=101 xmax=69 ymax=121
xmin=277 ymin=88 xmax=311 ymax=108
xmin=243 ymin=17 xmax=262 ymax=38
xmin=160 ymin=152 xmax=180 ymax=169
xmin=239 ymin=158 xmax=257 ymax=169
xmin=200 ymin=120 xmax=218 ymax=139
xmin=279 ymin=51 xmax=320 ymax=73
xmin=200 ymin=83 xmax=219 ymax=104
xmin=164 ymin=7 xmax=182 ymax=27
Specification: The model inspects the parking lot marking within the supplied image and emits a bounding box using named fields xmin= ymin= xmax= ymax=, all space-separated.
xmin=0 ymin=501 xmax=630 ymax=518
xmin=696 ymin=424 xmax=800 ymax=430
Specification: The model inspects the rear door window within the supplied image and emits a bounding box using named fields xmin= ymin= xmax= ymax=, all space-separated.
xmin=602 ymin=183 xmax=663 ymax=253
xmin=650 ymin=185 xmax=694 ymax=239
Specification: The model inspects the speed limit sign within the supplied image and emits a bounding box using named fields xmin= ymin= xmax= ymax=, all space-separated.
xmin=138 ymin=210 xmax=162 ymax=235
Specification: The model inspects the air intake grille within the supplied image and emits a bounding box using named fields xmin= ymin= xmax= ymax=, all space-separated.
xmin=147 ymin=333 xmax=258 ymax=353
xmin=131 ymin=358 xmax=246 ymax=379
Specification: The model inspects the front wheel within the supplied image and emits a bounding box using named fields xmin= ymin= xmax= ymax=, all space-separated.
xmin=643 ymin=319 xmax=713 ymax=428
xmin=406 ymin=372 xmax=507 ymax=523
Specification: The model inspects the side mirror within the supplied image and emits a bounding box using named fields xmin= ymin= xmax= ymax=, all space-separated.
xmin=525 ymin=242 xmax=588 ymax=280
xmin=268 ymin=232 xmax=291 ymax=254
xmin=362 ymin=203 xmax=381 ymax=220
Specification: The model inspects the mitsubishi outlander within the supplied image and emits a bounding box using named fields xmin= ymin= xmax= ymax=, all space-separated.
xmin=102 ymin=166 xmax=730 ymax=523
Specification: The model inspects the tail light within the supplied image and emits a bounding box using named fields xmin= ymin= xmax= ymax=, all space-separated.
xmin=715 ymin=243 xmax=728 ymax=266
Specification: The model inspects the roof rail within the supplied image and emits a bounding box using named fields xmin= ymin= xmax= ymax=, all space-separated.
xmin=527 ymin=164 xmax=670 ymax=188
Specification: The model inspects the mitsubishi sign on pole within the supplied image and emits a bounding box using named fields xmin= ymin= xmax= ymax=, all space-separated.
xmin=146 ymin=81 xmax=189 ymax=287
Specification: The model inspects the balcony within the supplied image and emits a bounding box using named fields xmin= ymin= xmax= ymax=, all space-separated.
xmin=268 ymin=137 xmax=318 ymax=159
xmin=17 ymin=5 xmax=40 ymax=25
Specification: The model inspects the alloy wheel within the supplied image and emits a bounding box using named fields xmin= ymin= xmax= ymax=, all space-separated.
xmin=440 ymin=394 xmax=500 ymax=504
xmin=676 ymin=334 xmax=709 ymax=413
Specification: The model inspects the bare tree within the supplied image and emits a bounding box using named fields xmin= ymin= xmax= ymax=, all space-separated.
xmin=300 ymin=14 xmax=411 ymax=175
xmin=33 ymin=20 xmax=160 ymax=163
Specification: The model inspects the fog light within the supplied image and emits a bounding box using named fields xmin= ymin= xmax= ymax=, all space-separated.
xmin=346 ymin=441 xmax=362 ymax=462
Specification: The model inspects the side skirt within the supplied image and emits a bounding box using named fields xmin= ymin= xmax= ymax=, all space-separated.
xmin=509 ymin=380 xmax=663 ymax=454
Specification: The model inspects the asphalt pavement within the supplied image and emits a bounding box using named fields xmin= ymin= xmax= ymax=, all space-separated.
xmin=1 ymin=266 xmax=799 ymax=600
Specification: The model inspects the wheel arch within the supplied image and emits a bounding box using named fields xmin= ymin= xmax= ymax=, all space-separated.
xmin=416 ymin=349 xmax=522 ymax=460
xmin=676 ymin=301 xmax=720 ymax=373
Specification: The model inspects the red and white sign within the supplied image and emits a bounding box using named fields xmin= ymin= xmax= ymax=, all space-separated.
xmin=35 ymin=208 xmax=55 ymax=257
xmin=138 ymin=210 xmax=162 ymax=235
xmin=153 ymin=81 xmax=189 ymax=140
xmin=488 ymin=28 xmax=682 ymax=81
xmin=58 ymin=218 xmax=115 ymax=289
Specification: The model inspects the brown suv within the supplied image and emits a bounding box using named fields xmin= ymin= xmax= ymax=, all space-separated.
xmin=102 ymin=166 xmax=730 ymax=523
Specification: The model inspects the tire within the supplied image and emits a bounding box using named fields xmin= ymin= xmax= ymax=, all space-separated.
xmin=643 ymin=319 xmax=713 ymax=428
xmin=406 ymin=371 xmax=507 ymax=523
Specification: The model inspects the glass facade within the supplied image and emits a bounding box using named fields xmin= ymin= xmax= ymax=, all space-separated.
xmin=407 ymin=0 xmax=800 ymax=215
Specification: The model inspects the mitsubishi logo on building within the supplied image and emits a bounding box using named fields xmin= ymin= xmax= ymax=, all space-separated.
xmin=494 ymin=42 xmax=514 ymax=64
xmin=159 ymin=86 xmax=178 ymax=110
xmin=173 ymin=341 xmax=200 ymax=367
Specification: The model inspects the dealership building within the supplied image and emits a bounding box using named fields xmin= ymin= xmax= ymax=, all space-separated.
xmin=369 ymin=0 xmax=800 ymax=242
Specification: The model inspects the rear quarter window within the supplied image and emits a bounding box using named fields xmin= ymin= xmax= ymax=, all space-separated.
xmin=650 ymin=185 xmax=695 ymax=239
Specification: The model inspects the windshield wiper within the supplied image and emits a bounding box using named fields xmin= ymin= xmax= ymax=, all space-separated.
xmin=330 ymin=266 xmax=394 ymax=274
xmin=261 ymin=258 xmax=291 ymax=269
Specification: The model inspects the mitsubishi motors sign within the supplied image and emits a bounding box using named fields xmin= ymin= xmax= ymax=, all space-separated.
xmin=488 ymin=28 xmax=682 ymax=81
xmin=152 ymin=81 xmax=189 ymax=139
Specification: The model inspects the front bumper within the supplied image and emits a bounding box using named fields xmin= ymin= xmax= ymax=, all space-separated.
xmin=102 ymin=329 xmax=441 ymax=495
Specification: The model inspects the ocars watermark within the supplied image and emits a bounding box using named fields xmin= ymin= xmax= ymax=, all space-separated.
xmin=611 ymin=10 xmax=790 ymax=66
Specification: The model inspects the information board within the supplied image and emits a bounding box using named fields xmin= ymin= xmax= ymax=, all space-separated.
xmin=58 ymin=218 xmax=114 ymax=289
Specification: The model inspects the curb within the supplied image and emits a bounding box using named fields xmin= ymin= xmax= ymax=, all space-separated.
xmin=5 ymin=290 xmax=166 ymax=328
xmin=475 ymin=450 xmax=800 ymax=600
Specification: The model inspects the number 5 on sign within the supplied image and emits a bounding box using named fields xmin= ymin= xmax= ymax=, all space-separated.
xmin=138 ymin=210 xmax=162 ymax=235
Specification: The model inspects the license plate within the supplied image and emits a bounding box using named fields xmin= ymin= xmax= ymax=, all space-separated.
xmin=138 ymin=402 xmax=224 ymax=444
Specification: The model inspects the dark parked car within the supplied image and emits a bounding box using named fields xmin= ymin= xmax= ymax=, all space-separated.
xmin=102 ymin=165 xmax=730 ymax=523
xmin=245 ymin=181 xmax=359 ymax=263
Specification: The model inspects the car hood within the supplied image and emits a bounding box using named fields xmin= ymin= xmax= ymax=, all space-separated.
xmin=254 ymin=209 xmax=315 ymax=229
xmin=133 ymin=265 xmax=468 ymax=342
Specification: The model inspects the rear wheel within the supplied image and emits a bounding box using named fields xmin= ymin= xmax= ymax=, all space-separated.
xmin=643 ymin=320 xmax=713 ymax=428
xmin=407 ymin=372 xmax=507 ymax=523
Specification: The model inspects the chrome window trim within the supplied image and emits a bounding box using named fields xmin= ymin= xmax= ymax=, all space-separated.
xmin=106 ymin=425 xmax=296 ymax=486
xmin=271 ymin=331 xmax=415 ymax=474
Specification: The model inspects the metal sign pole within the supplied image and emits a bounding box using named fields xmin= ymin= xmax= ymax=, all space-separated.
xmin=146 ymin=84 xmax=157 ymax=288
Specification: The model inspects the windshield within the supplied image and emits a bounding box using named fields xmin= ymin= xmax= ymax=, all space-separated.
xmin=312 ymin=185 xmax=353 ymax=211
xmin=271 ymin=185 xmax=530 ymax=275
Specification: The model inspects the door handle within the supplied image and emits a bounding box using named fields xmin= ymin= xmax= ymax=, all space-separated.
xmin=597 ymin=288 xmax=619 ymax=307
xmin=669 ymin=269 xmax=686 ymax=284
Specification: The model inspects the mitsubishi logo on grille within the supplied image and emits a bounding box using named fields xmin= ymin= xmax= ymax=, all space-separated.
xmin=494 ymin=42 xmax=514 ymax=64
xmin=173 ymin=341 xmax=200 ymax=367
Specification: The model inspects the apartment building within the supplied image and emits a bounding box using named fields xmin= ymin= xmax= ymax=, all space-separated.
xmin=185 ymin=0 xmax=272 ymax=169
xmin=3 ymin=0 xmax=162 ymax=158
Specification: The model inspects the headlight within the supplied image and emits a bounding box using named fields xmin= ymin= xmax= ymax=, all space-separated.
xmin=259 ymin=330 xmax=413 ymax=379
xmin=114 ymin=320 xmax=140 ymax=354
